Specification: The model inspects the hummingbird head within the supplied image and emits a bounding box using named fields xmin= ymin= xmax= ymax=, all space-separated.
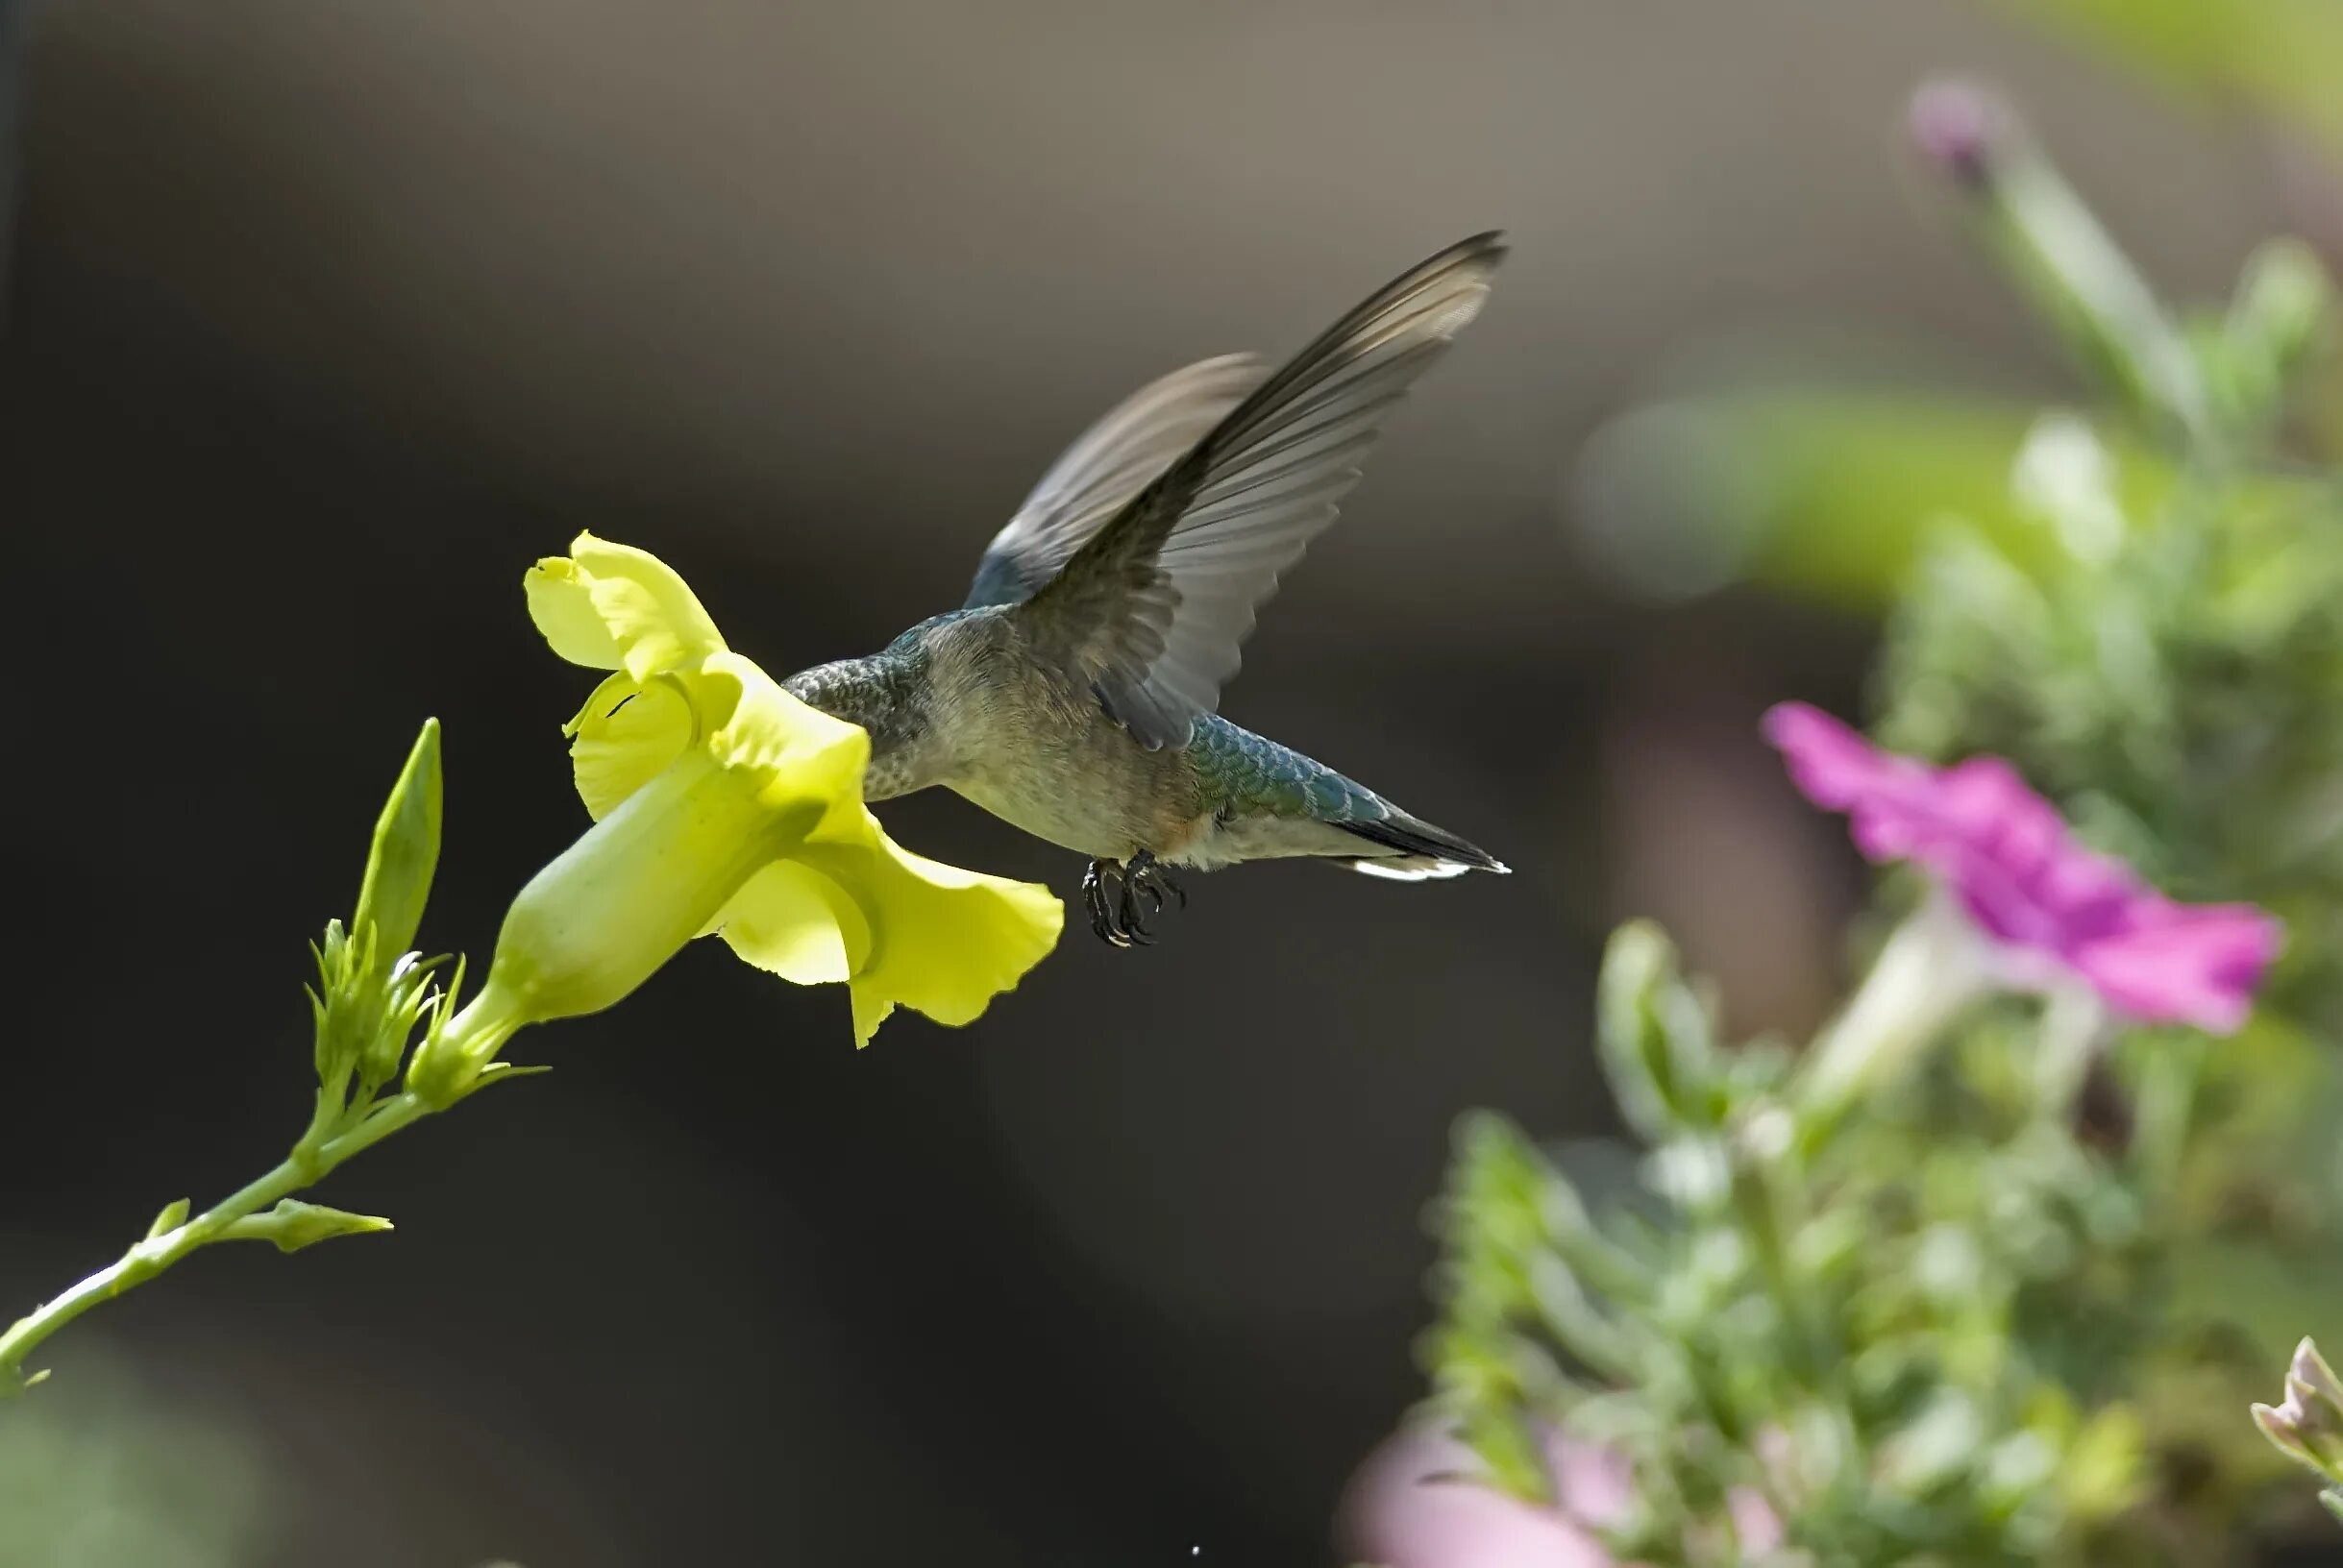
xmin=781 ymin=642 xmax=939 ymax=801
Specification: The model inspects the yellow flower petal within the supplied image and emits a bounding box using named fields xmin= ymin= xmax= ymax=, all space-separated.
xmin=687 ymin=654 xmax=1058 ymax=1041
xmin=567 ymin=674 xmax=693 ymax=821
xmin=525 ymin=555 xmax=627 ymax=671
xmin=710 ymin=860 xmax=871 ymax=985
xmin=525 ymin=532 xmax=728 ymax=682
xmin=801 ymin=831 xmax=1066 ymax=1047
xmin=710 ymin=830 xmax=1060 ymax=1045
xmin=699 ymin=652 xmax=871 ymax=820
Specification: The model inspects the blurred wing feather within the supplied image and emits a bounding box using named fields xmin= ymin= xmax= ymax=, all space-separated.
xmin=1020 ymin=232 xmax=1505 ymax=748
xmin=964 ymin=355 xmax=1269 ymax=608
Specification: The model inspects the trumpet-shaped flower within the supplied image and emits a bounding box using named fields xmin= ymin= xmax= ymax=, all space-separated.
xmin=1764 ymin=702 xmax=2280 ymax=1033
xmin=436 ymin=533 xmax=1062 ymax=1067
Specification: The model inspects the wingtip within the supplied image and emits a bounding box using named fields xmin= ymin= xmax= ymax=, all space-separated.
xmin=1450 ymin=229 xmax=1510 ymax=267
xmin=1397 ymin=232 xmax=1507 ymax=336
xmin=1401 ymin=231 xmax=1509 ymax=284
xmin=1190 ymin=350 xmax=1275 ymax=376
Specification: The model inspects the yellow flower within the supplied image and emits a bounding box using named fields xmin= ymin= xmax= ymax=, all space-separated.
xmin=431 ymin=532 xmax=1061 ymax=1071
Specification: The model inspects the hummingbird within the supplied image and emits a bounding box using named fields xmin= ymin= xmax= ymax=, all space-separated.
xmin=783 ymin=232 xmax=1511 ymax=946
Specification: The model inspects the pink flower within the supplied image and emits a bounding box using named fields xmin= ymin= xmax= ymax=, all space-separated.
xmin=1763 ymin=702 xmax=2281 ymax=1033
xmin=1337 ymin=1427 xmax=1781 ymax=1568
xmin=1337 ymin=1428 xmax=1614 ymax=1568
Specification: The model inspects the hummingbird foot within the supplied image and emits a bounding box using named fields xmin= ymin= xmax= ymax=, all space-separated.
xmin=1082 ymin=851 xmax=1187 ymax=947
xmin=1082 ymin=858 xmax=1131 ymax=947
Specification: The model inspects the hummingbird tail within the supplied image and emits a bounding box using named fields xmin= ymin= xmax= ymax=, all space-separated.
xmin=1331 ymin=813 xmax=1509 ymax=880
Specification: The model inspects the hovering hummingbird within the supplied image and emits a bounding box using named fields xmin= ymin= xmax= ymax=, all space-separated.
xmin=783 ymin=232 xmax=1510 ymax=946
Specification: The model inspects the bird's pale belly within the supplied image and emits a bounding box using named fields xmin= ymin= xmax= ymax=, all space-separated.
xmin=944 ymin=731 xmax=1203 ymax=864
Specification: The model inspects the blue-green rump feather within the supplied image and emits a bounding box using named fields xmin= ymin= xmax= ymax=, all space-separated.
xmin=1187 ymin=716 xmax=1365 ymax=815
xmin=1184 ymin=715 xmax=1501 ymax=868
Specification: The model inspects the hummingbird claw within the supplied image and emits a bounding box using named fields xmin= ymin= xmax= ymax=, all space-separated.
xmin=1082 ymin=852 xmax=1189 ymax=947
xmin=1083 ymin=858 xmax=1135 ymax=946
xmin=1084 ymin=861 xmax=1116 ymax=943
xmin=1122 ymin=851 xmax=1185 ymax=944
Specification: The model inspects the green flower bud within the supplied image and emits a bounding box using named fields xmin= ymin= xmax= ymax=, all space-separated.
xmin=218 ymin=1199 xmax=394 ymax=1254
xmin=353 ymin=719 xmax=443 ymax=968
xmin=2295 ymin=1339 xmax=2343 ymax=1414
xmin=308 ymin=921 xmax=443 ymax=1103
xmin=2253 ymin=1337 xmax=2343 ymax=1482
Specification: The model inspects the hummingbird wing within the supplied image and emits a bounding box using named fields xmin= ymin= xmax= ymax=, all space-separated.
xmin=1014 ymin=232 xmax=1505 ymax=749
xmin=964 ymin=355 xmax=1270 ymax=609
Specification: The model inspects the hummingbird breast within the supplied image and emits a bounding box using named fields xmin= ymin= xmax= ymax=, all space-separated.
xmin=928 ymin=617 xmax=1208 ymax=861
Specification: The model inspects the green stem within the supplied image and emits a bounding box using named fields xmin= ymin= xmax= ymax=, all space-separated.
xmin=1795 ymin=897 xmax=1989 ymax=1133
xmin=293 ymin=1074 xmax=350 ymax=1166
xmin=0 ymin=1092 xmax=435 ymax=1387
xmin=1978 ymin=115 xmax=2213 ymax=450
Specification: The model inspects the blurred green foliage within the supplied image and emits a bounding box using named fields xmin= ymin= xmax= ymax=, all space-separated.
xmin=1866 ymin=125 xmax=2342 ymax=1033
xmin=0 ymin=1356 xmax=277 ymax=1568
xmin=1878 ymin=412 xmax=2343 ymax=1028
xmin=1575 ymin=392 xmax=2217 ymax=613
xmin=1424 ymin=76 xmax=2342 ymax=1568
xmin=1439 ymin=944 xmax=2277 ymax=1565
xmin=1991 ymin=0 xmax=2343 ymax=156
xmin=1431 ymin=925 xmax=2339 ymax=1563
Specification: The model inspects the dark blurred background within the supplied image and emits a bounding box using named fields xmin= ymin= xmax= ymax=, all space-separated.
xmin=0 ymin=4 xmax=2320 ymax=1564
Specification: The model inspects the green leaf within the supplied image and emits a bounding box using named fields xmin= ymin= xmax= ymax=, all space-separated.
xmin=2229 ymin=241 xmax=2331 ymax=385
xmin=143 ymin=1200 xmax=191 ymax=1240
xmin=1594 ymin=922 xmax=1719 ymax=1142
xmin=1964 ymin=96 xmax=2210 ymax=440
xmin=353 ymin=718 xmax=443 ymax=968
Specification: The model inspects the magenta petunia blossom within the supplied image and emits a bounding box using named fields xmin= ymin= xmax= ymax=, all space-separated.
xmin=1763 ymin=702 xmax=2281 ymax=1033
